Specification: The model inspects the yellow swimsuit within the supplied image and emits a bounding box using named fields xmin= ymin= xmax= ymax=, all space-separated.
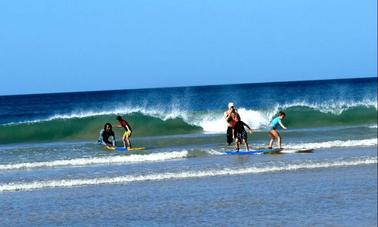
xmin=123 ymin=131 xmax=131 ymax=138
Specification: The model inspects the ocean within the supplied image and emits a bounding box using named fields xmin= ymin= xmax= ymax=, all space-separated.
xmin=0 ymin=77 xmax=377 ymax=226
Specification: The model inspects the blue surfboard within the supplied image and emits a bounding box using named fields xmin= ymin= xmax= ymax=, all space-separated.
xmin=225 ymin=148 xmax=282 ymax=155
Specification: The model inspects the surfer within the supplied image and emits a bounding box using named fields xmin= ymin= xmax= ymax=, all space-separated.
xmin=224 ymin=102 xmax=240 ymax=145
xmin=234 ymin=120 xmax=253 ymax=151
xmin=98 ymin=123 xmax=116 ymax=147
xmin=268 ymin=111 xmax=287 ymax=149
xmin=116 ymin=115 xmax=133 ymax=149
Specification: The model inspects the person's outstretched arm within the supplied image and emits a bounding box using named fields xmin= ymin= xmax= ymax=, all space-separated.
xmin=98 ymin=130 xmax=103 ymax=141
xmin=98 ymin=130 xmax=106 ymax=145
xmin=279 ymin=121 xmax=287 ymax=130
xmin=243 ymin=122 xmax=253 ymax=132
xmin=111 ymin=131 xmax=116 ymax=146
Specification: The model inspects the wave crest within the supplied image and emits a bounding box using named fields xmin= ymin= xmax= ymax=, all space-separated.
xmin=0 ymin=101 xmax=376 ymax=143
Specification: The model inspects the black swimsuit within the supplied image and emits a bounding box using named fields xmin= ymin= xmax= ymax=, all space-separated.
xmin=102 ymin=130 xmax=115 ymax=144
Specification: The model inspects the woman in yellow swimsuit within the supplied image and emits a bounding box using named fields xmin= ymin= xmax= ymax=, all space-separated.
xmin=116 ymin=115 xmax=133 ymax=148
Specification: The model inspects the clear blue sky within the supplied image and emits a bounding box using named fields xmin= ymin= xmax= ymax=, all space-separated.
xmin=0 ymin=0 xmax=376 ymax=95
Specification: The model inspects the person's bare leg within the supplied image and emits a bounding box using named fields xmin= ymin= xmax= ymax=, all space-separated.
xmin=235 ymin=139 xmax=240 ymax=151
xmin=268 ymin=138 xmax=274 ymax=149
xmin=126 ymin=136 xmax=132 ymax=148
xmin=277 ymin=134 xmax=282 ymax=149
xmin=244 ymin=140 xmax=249 ymax=151
xmin=268 ymin=130 xmax=277 ymax=148
xmin=122 ymin=136 xmax=127 ymax=148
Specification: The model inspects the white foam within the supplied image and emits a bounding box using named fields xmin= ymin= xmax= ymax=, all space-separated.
xmin=286 ymin=138 xmax=377 ymax=150
xmin=205 ymin=149 xmax=225 ymax=156
xmin=0 ymin=151 xmax=188 ymax=171
xmin=193 ymin=108 xmax=275 ymax=133
xmin=1 ymin=157 xmax=375 ymax=192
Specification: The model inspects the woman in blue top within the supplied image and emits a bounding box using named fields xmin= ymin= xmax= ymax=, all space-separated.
xmin=268 ymin=111 xmax=287 ymax=149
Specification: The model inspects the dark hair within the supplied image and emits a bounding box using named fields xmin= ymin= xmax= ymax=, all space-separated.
xmin=104 ymin=123 xmax=112 ymax=130
xmin=278 ymin=111 xmax=286 ymax=117
xmin=116 ymin=115 xmax=122 ymax=121
xmin=236 ymin=112 xmax=241 ymax=121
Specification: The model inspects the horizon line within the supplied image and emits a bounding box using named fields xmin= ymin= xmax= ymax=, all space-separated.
xmin=1 ymin=76 xmax=376 ymax=97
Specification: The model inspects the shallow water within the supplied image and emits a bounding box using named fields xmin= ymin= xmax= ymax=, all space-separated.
xmin=0 ymin=78 xmax=377 ymax=226
xmin=1 ymin=146 xmax=376 ymax=226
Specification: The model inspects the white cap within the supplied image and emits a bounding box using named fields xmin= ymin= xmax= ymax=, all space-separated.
xmin=228 ymin=102 xmax=234 ymax=108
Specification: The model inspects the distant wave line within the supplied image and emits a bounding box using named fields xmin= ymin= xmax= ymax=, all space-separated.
xmin=286 ymin=138 xmax=377 ymax=150
xmin=1 ymin=157 xmax=376 ymax=192
xmin=0 ymin=151 xmax=188 ymax=171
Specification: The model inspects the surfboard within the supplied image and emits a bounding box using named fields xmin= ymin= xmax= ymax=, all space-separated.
xmin=225 ymin=148 xmax=313 ymax=155
xmin=105 ymin=146 xmax=145 ymax=152
xmin=225 ymin=148 xmax=282 ymax=155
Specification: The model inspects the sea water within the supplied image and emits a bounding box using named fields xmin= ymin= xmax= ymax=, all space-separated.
xmin=0 ymin=78 xmax=377 ymax=226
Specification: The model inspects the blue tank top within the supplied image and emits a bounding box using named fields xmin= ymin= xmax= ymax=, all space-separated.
xmin=270 ymin=117 xmax=281 ymax=129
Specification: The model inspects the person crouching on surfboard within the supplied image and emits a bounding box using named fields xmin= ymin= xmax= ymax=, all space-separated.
xmin=233 ymin=120 xmax=253 ymax=151
xmin=98 ymin=123 xmax=116 ymax=147
xmin=268 ymin=111 xmax=287 ymax=149
xmin=116 ymin=115 xmax=133 ymax=149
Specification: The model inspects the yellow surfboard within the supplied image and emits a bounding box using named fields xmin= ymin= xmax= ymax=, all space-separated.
xmin=105 ymin=146 xmax=145 ymax=152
